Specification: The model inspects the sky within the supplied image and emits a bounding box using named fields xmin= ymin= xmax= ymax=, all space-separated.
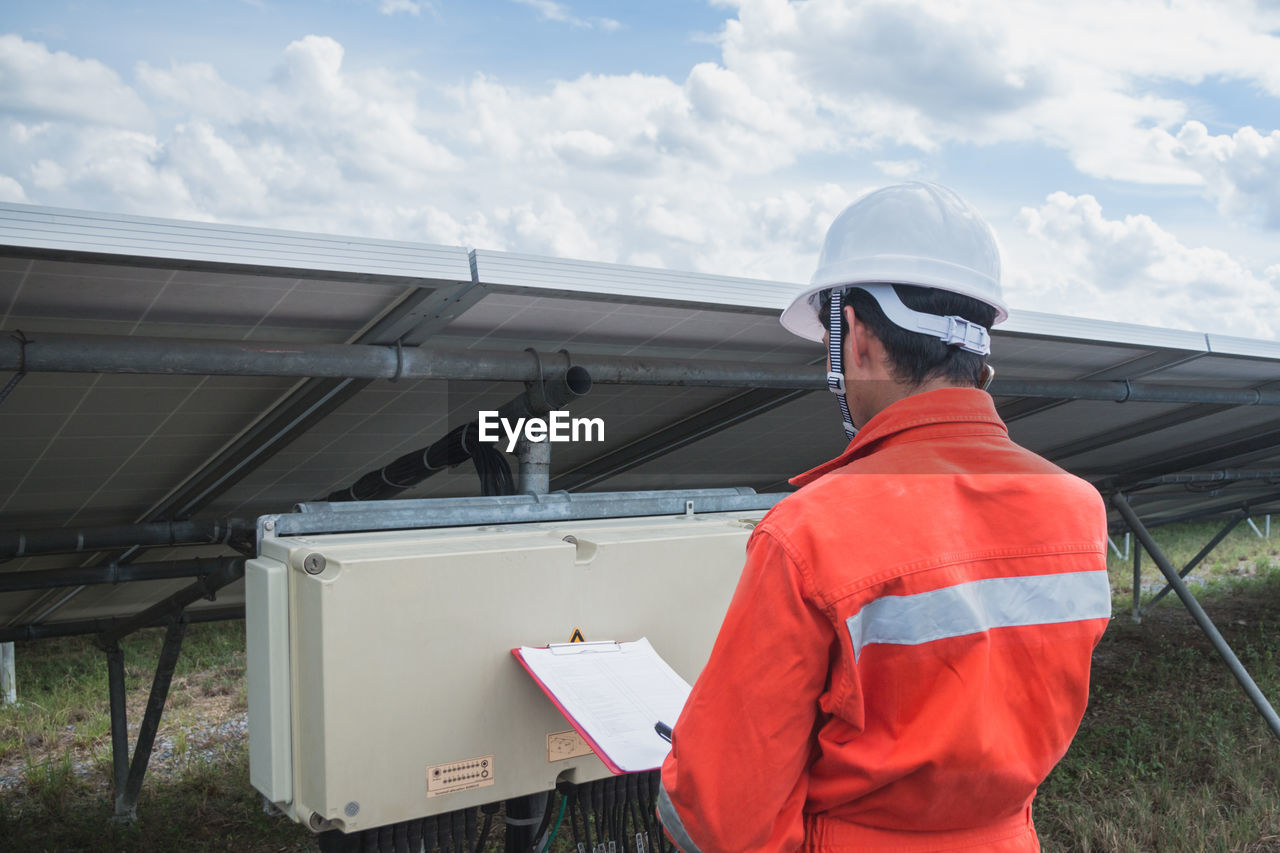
xmin=2 ymin=0 xmax=1279 ymax=338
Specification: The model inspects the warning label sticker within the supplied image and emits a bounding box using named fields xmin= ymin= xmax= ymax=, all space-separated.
xmin=427 ymin=755 xmax=496 ymax=798
xmin=547 ymin=730 xmax=594 ymax=762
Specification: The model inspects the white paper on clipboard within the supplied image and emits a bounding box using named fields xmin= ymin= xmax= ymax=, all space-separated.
xmin=514 ymin=637 xmax=690 ymax=773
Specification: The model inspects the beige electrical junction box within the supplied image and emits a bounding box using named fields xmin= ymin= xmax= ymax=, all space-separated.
xmin=245 ymin=510 xmax=765 ymax=833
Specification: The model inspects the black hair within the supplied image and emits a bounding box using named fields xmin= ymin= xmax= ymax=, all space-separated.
xmin=820 ymin=284 xmax=996 ymax=387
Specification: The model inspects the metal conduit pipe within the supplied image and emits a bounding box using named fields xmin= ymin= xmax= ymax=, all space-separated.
xmin=0 ymin=332 xmax=820 ymax=389
xmin=1112 ymin=492 xmax=1280 ymax=741
xmin=9 ymin=332 xmax=1280 ymax=404
xmin=1112 ymin=488 xmax=1280 ymax=531
xmin=994 ymin=379 xmax=1280 ymax=406
xmin=0 ymin=519 xmax=252 ymax=560
xmin=1133 ymin=470 xmax=1280 ymax=487
xmin=0 ymin=605 xmax=243 ymax=644
xmin=0 ymin=557 xmax=243 ymax=593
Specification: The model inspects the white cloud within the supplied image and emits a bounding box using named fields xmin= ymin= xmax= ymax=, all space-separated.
xmin=1011 ymin=192 xmax=1280 ymax=338
xmin=511 ymin=0 xmax=620 ymax=30
xmin=4 ymin=8 xmax=1278 ymax=342
xmin=136 ymin=60 xmax=249 ymax=124
xmin=711 ymin=0 xmax=1280 ymax=183
xmin=0 ymin=34 xmax=150 ymax=129
xmin=0 ymin=174 xmax=28 ymax=203
xmin=1170 ymin=121 xmax=1280 ymax=227
xmin=379 ymin=0 xmax=429 ymax=14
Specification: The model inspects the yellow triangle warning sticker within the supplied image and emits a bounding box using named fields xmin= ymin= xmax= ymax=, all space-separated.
xmin=569 ymin=628 xmax=585 ymax=643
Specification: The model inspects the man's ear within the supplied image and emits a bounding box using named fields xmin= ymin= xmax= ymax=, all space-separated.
xmin=843 ymin=304 xmax=872 ymax=370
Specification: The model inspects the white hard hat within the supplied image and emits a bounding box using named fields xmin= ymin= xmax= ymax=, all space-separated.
xmin=780 ymin=181 xmax=1007 ymax=343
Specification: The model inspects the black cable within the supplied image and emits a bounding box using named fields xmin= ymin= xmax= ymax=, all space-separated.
xmin=624 ymin=774 xmax=641 ymax=851
xmin=569 ymin=785 xmax=584 ymax=851
xmin=583 ymin=782 xmax=596 ymax=852
xmin=528 ymin=791 xmax=557 ymax=852
xmin=454 ymin=809 xmax=468 ymax=853
xmin=464 ymin=807 xmax=477 ymax=853
xmin=439 ymin=810 xmax=454 ymax=853
xmin=408 ymin=818 xmax=424 ymax=853
xmin=475 ymin=802 xmax=499 ymax=853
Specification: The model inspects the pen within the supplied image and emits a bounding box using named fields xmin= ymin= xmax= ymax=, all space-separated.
xmin=655 ymin=721 xmax=673 ymax=743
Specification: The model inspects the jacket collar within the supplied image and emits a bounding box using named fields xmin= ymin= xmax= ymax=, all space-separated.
xmin=789 ymin=387 xmax=1008 ymax=487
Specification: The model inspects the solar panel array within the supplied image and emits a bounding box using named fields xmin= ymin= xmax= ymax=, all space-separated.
xmin=2 ymin=202 xmax=1278 ymax=633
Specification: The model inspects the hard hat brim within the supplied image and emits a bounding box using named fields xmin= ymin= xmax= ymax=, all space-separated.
xmin=780 ymin=255 xmax=1009 ymax=343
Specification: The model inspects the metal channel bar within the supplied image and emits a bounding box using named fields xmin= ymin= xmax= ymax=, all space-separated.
xmin=0 ymin=606 xmax=243 ymax=643
xmin=1143 ymin=513 xmax=1246 ymax=613
xmin=106 ymin=644 xmax=129 ymax=801
xmin=0 ymin=557 xmax=244 ymax=593
xmin=1121 ymin=488 xmax=1280 ymax=530
xmin=116 ymin=617 xmax=187 ymax=820
xmin=274 ymin=489 xmax=787 ymax=539
xmin=1113 ymin=493 xmax=1280 ymax=741
xmin=99 ymin=560 xmax=245 ymax=647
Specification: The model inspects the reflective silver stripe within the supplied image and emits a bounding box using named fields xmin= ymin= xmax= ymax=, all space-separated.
xmin=846 ymin=570 xmax=1111 ymax=661
xmin=657 ymin=780 xmax=705 ymax=853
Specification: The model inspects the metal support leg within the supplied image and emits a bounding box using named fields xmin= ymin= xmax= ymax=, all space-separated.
xmin=0 ymin=641 xmax=14 ymax=705
xmin=510 ymin=438 xmax=551 ymax=848
xmin=106 ymin=643 xmax=129 ymax=801
xmin=113 ymin=617 xmax=189 ymax=819
xmin=517 ymin=437 xmax=552 ymax=496
xmin=1131 ymin=536 xmax=1142 ymax=623
xmin=1248 ymin=517 xmax=1266 ymax=539
xmin=1114 ymin=493 xmax=1280 ymax=741
xmin=1144 ymin=513 xmax=1244 ymax=613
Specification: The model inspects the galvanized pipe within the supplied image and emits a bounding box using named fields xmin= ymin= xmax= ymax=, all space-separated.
xmin=1131 ymin=537 xmax=1142 ymax=624
xmin=0 ymin=332 xmax=819 ymax=389
xmin=1113 ymin=492 xmax=1280 ymax=741
xmin=0 ymin=518 xmax=251 ymax=560
xmin=0 ymin=557 xmax=244 ymax=593
xmin=1134 ymin=470 xmax=1280 ymax=488
xmin=517 ymin=438 xmax=552 ymax=496
xmin=8 ymin=332 xmax=1280 ymax=403
xmin=993 ymin=379 xmax=1280 ymax=407
xmin=1143 ymin=513 xmax=1245 ymax=613
xmin=0 ymin=642 xmax=14 ymax=705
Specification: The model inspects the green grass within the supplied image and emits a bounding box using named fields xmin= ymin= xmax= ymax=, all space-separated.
xmin=1036 ymin=518 xmax=1280 ymax=852
xmin=2 ymin=519 xmax=1279 ymax=850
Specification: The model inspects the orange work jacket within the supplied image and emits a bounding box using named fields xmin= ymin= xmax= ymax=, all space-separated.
xmin=659 ymin=388 xmax=1111 ymax=852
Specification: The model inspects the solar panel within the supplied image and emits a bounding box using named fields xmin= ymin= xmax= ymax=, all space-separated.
xmin=2 ymin=201 xmax=1279 ymax=634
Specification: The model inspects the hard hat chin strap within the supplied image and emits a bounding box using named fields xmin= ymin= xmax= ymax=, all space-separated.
xmin=827 ymin=289 xmax=857 ymax=441
xmin=859 ymin=283 xmax=991 ymax=356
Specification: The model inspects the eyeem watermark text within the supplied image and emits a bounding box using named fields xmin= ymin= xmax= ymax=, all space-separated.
xmin=477 ymin=411 xmax=605 ymax=453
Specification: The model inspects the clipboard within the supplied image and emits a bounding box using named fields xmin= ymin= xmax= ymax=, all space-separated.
xmin=513 ymin=637 xmax=690 ymax=774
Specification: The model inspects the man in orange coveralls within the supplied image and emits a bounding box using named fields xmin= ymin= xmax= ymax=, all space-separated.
xmin=657 ymin=182 xmax=1112 ymax=853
